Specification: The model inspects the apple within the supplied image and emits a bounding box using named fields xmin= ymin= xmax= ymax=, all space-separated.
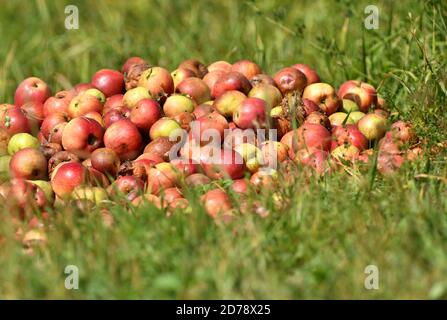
xmin=90 ymin=147 xmax=120 ymax=178
xmin=163 ymin=94 xmax=195 ymax=117
xmin=328 ymin=112 xmax=355 ymax=127
xmin=173 ymin=111 xmax=195 ymax=131
xmin=72 ymin=82 xmax=95 ymax=95
xmin=248 ymin=84 xmax=282 ymax=108
xmin=260 ymin=141 xmax=289 ymax=168
xmin=250 ymin=169 xmax=278 ymax=190
xmin=213 ymin=90 xmax=246 ymax=117
xmin=68 ymin=93 xmax=103 ymax=118
xmin=273 ymin=67 xmax=307 ymax=95
xmin=291 ymin=64 xmax=320 ymax=85
xmin=84 ymin=111 xmax=104 ymax=127
xmin=302 ymin=83 xmax=341 ymax=116
xmin=178 ymin=59 xmax=208 ymax=78
xmin=280 ymin=123 xmax=332 ymax=159
xmin=176 ymin=77 xmax=211 ymax=104
xmin=231 ymin=60 xmax=262 ymax=80
xmin=147 ymin=162 xmax=179 ymax=195
xmin=171 ymin=68 xmax=196 ymax=88
xmin=170 ymin=157 xmax=197 ymax=177
xmin=234 ymin=143 xmax=263 ymax=173
xmin=40 ymin=142 xmax=62 ymax=159
xmin=7 ymin=133 xmax=40 ymax=155
xmin=121 ymin=56 xmax=147 ymax=74
xmin=28 ymin=180 xmax=54 ymax=203
xmin=14 ymin=77 xmax=51 ymax=107
xmin=201 ymin=148 xmax=246 ymax=180
xmin=149 ymin=118 xmax=182 ymax=141
xmin=138 ymin=66 xmax=174 ymax=97
xmin=348 ymin=111 xmax=365 ymax=124
xmin=21 ymin=101 xmax=45 ymax=124
xmin=184 ymin=173 xmax=211 ymax=187
xmin=295 ymin=148 xmax=330 ymax=174
xmin=131 ymin=194 xmax=162 ymax=209
xmin=207 ymin=60 xmax=232 ymax=73
xmin=192 ymin=112 xmax=229 ymax=145
xmin=159 ymin=187 xmax=183 ymax=204
xmin=357 ymin=114 xmax=387 ymax=141
xmin=250 ymin=74 xmax=276 ymax=87
xmin=0 ymin=106 xmax=32 ymax=135
xmin=43 ymin=90 xmax=74 ymax=117
xmin=231 ymin=179 xmax=248 ymax=194
xmin=201 ymin=188 xmax=232 ymax=218
xmin=331 ymin=144 xmax=360 ymax=162
xmin=8 ymin=178 xmax=47 ymax=211
xmin=104 ymin=119 xmax=143 ymax=161
xmin=84 ymin=88 xmax=106 ymax=105
xmin=110 ymin=175 xmax=144 ymax=201
xmin=341 ymin=99 xmax=360 ymax=113
xmin=47 ymin=151 xmax=80 ymax=176
xmin=212 ymin=71 xmax=252 ymax=98
xmin=50 ymin=161 xmax=86 ymax=198
xmin=387 ymin=121 xmax=416 ymax=144
xmin=143 ymin=137 xmax=176 ymax=161
xmin=203 ymin=70 xmax=225 ymax=94
xmin=10 ymin=148 xmax=47 ymax=180
xmin=91 ymin=69 xmax=124 ymax=97
xmin=338 ymin=80 xmax=377 ymax=113
xmin=103 ymin=94 xmax=124 ymax=113
xmin=193 ymin=103 xmax=214 ymax=119
xmin=62 ymin=117 xmax=104 ymax=159
xmin=233 ymin=97 xmax=267 ymax=129
xmin=130 ymin=98 xmax=161 ymax=131
xmin=332 ymin=125 xmax=368 ymax=151
xmin=103 ymin=106 xmax=130 ymax=128
xmin=72 ymin=186 xmax=108 ymax=204
xmin=123 ymin=86 xmax=151 ymax=108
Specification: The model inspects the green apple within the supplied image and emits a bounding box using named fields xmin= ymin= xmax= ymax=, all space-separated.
xmin=342 ymin=99 xmax=360 ymax=113
xmin=123 ymin=86 xmax=151 ymax=108
xmin=85 ymin=88 xmax=106 ymax=104
xmin=72 ymin=186 xmax=108 ymax=204
xmin=329 ymin=112 xmax=355 ymax=126
xmin=8 ymin=133 xmax=40 ymax=155
xmin=348 ymin=111 xmax=366 ymax=124
xmin=234 ymin=143 xmax=263 ymax=173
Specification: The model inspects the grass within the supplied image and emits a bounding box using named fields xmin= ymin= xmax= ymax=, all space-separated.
xmin=0 ymin=0 xmax=446 ymax=299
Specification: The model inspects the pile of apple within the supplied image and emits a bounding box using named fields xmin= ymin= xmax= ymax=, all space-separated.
xmin=0 ymin=57 xmax=422 ymax=230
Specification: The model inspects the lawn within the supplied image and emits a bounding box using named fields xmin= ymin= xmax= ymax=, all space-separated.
xmin=0 ymin=0 xmax=446 ymax=299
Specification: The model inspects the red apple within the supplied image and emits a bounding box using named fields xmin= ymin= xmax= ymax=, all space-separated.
xmin=233 ymin=97 xmax=267 ymax=129
xmin=302 ymin=83 xmax=341 ymax=116
xmin=21 ymin=101 xmax=45 ymax=124
xmin=9 ymin=148 xmax=47 ymax=180
xmin=50 ymin=161 xmax=86 ymax=198
xmin=110 ymin=175 xmax=144 ymax=201
xmin=203 ymin=70 xmax=225 ymax=95
xmin=201 ymin=188 xmax=232 ymax=218
xmin=90 ymin=147 xmax=120 ymax=178
xmin=14 ymin=77 xmax=51 ymax=107
xmin=0 ymin=106 xmax=32 ymax=135
xmin=103 ymin=94 xmax=124 ymax=114
xmin=193 ymin=103 xmax=214 ymax=119
xmin=338 ymin=80 xmax=377 ymax=113
xmin=178 ymin=59 xmax=208 ymax=78
xmin=192 ymin=112 xmax=229 ymax=145
xmin=248 ymin=84 xmax=282 ymax=108
xmin=130 ymin=98 xmax=161 ymax=131
xmin=138 ymin=67 xmax=174 ymax=97
xmin=43 ymin=90 xmax=74 ymax=117
xmin=171 ymin=68 xmax=196 ymax=88
xmin=143 ymin=137 xmax=176 ymax=161
xmin=273 ymin=67 xmax=307 ymax=95
xmin=147 ymin=162 xmax=179 ymax=195
xmin=170 ymin=157 xmax=197 ymax=177
xmin=201 ymin=148 xmax=246 ymax=180
xmin=231 ymin=179 xmax=248 ymax=194
xmin=250 ymin=74 xmax=276 ymax=87
xmin=103 ymin=106 xmax=130 ymax=128
xmin=332 ymin=124 xmax=368 ymax=151
xmin=163 ymin=94 xmax=195 ymax=117
xmin=68 ymin=93 xmax=103 ymax=118
xmin=212 ymin=71 xmax=252 ymax=98
xmin=207 ymin=60 xmax=232 ymax=73
xmin=91 ymin=69 xmax=124 ymax=98
xmin=47 ymin=151 xmax=80 ymax=176
xmin=387 ymin=121 xmax=416 ymax=144
xmin=40 ymin=113 xmax=69 ymax=140
xmin=176 ymin=77 xmax=211 ymax=105
xmin=291 ymin=64 xmax=320 ymax=85
xmin=121 ymin=56 xmax=147 ymax=74
xmin=62 ymin=117 xmax=104 ymax=159
xmin=231 ymin=60 xmax=262 ymax=80
xmin=104 ymin=119 xmax=143 ymax=161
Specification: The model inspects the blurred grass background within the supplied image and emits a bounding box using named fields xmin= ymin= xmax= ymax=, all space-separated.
xmin=0 ymin=0 xmax=446 ymax=299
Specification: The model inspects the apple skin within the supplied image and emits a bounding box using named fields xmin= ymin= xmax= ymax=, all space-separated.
xmin=123 ymin=87 xmax=151 ymax=108
xmin=62 ymin=117 xmax=104 ymax=159
xmin=348 ymin=111 xmax=365 ymax=124
xmin=50 ymin=161 xmax=86 ymax=198
xmin=176 ymin=77 xmax=211 ymax=105
xmin=193 ymin=103 xmax=214 ymax=119
xmin=332 ymin=125 xmax=368 ymax=151
xmin=104 ymin=119 xmax=143 ymax=161
xmin=14 ymin=77 xmax=51 ymax=107
xmin=72 ymin=82 xmax=95 ymax=95
xmin=0 ymin=106 xmax=32 ymax=135
xmin=213 ymin=90 xmax=246 ymax=117
xmin=192 ymin=112 xmax=229 ymax=146
xmin=250 ymin=74 xmax=277 ymax=87
xmin=28 ymin=180 xmax=54 ymax=203
xmin=291 ymin=64 xmax=320 ymax=85
xmin=68 ymin=93 xmax=103 ymax=118
xmin=387 ymin=121 xmax=416 ymax=144
xmin=129 ymin=98 xmax=161 ymax=131
xmin=341 ymin=99 xmax=359 ymax=113
xmin=233 ymin=97 xmax=267 ymax=129
xmin=43 ymin=117 xmax=67 ymax=145
xmin=178 ymin=59 xmax=208 ymax=78
xmin=280 ymin=123 xmax=332 ymax=159
xmin=302 ymin=83 xmax=341 ymax=116
xmin=207 ymin=60 xmax=232 ymax=73
xmin=103 ymin=106 xmax=130 ymax=128
xmin=171 ymin=68 xmax=196 ymax=88
xmin=149 ymin=118 xmax=182 ymax=141
xmin=138 ymin=67 xmax=174 ymax=97
xmin=231 ymin=60 xmax=262 ymax=80
xmin=163 ymin=94 xmax=195 ymax=117
xmin=338 ymin=80 xmax=377 ymax=113
xmin=103 ymin=94 xmax=124 ymax=114
xmin=328 ymin=112 xmax=355 ymax=127
xmin=273 ymin=67 xmax=307 ymax=95
xmin=7 ymin=133 xmax=40 ymax=155
xmin=144 ymin=137 xmax=176 ymax=161
xmin=10 ymin=148 xmax=47 ymax=180
xmin=121 ymin=56 xmax=147 ymax=74
xmin=170 ymin=157 xmax=197 ymax=177
xmin=200 ymin=148 xmax=246 ymax=180
xmin=147 ymin=162 xmax=179 ymax=195
xmin=91 ymin=69 xmax=124 ymax=98
xmin=203 ymin=70 xmax=225 ymax=94
xmin=8 ymin=178 xmax=47 ymax=211
xmin=109 ymin=175 xmax=145 ymax=201
xmin=43 ymin=90 xmax=74 ymax=117
xmin=248 ymin=84 xmax=282 ymax=109
xmin=231 ymin=178 xmax=248 ymax=194
xmin=357 ymin=113 xmax=387 ymax=141
xmin=21 ymin=101 xmax=45 ymax=124
xmin=201 ymin=188 xmax=232 ymax=218
xmin=212 ymin=72 xmax=252 ymax=98
xmin=84 ymin=111 xmax=104 ymax=127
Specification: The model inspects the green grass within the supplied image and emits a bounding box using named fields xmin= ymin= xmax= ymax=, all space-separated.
xmin=0 ymin=0 xmax=446 ymax=299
